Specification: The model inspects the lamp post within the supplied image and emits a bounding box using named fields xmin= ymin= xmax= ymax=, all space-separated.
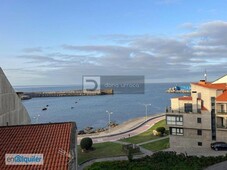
xmin=143 ymin=104 xmax=151 ymax=121
xmin=106 ymin=110 xmax=113 ymax=133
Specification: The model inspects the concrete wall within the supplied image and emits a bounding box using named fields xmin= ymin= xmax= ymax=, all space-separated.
xmin=212 ymin=75 xmax=227 ymax=84
xmin=171 ymin=98 xmax=193 ymax=113
xmin=182 ymin=112 xmax=211 ymax=129
xmin=0 ymin=68 xmax=31 ymax=126
xmin=216 ymin=129 xmax=227 ymax=142
xmin=171 ymin=98 xmax=179 ymax=111
xmin=191 ymin=84 xmax=217 ymax=112
xmin=170 ymin=129 xmax=212 ymax=148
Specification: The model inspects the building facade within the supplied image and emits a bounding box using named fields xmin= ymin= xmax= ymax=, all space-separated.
xmin=166 ymin=75 xmax=227 ymax=148
xmin=0 ymin=68 xmax=31 ymax=126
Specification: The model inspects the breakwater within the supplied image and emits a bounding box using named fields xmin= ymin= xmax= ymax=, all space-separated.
xmin=166 ymin=85 xmax=191 ymax=94
xmin=166 ymin=89 xmax=191 ymax=93
xmin=17 ymin=89 xmax=113 ymax=100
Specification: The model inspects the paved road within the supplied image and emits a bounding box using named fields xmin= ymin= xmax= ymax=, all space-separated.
xmin=165 ymin=147 xmax=227 ymax=157
xmin=205 ymin=161 xmax=227 ymax=170
xmin=91 ymin=116 xmax=164 ymax=143
xmin=78 ymin=114 xmax=165 ymax=144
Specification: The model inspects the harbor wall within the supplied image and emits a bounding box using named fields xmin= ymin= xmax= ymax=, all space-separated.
xmin=20 ymin=89 xmax=113 ymax=98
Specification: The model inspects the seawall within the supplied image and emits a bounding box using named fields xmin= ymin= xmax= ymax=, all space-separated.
xmin=17 ymin=89 xmax=113 ymax=99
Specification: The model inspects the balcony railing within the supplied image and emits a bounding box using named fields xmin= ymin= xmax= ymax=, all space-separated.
xmin=217 ymin=125 xmax=227 ymax=129
xmin=217 ymin=110 xmax=227 ymax=114
xmin=167 ymin=110 xmax=201 ymax=114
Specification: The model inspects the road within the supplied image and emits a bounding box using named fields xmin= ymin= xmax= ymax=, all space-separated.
xmin=78 ymin=115 xmax=165 ymax=144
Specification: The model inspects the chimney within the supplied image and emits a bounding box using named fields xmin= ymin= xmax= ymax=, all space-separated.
xmin=198 ymin=80 xmax=206 ymax=85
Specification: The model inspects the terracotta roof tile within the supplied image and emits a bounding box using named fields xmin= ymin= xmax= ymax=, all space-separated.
xmin=179 ymin=96 xmax=192 ymax=100
xmin=192 ymin=82 xmax=227 ymax=90
xmin=0 ymin=122 xmax=75 ymax=170
xmin=216 ymin=91 xmax=227 ymax=102
xmin=201 ymin=106 xmax=208 ymax=111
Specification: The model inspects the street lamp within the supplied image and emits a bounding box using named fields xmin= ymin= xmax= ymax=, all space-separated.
xmin=143 ymin=104 xmax=151 ymax=121
xmin=106 ymin=110 xmax=113 ymax=133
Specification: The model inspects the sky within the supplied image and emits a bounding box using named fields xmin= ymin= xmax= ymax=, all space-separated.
xmin=1 ymin=0 xmax=227 ymax=85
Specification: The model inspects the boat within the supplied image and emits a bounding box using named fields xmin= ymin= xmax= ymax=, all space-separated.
xmin=42 ymin=107 xmax=47 ymax=111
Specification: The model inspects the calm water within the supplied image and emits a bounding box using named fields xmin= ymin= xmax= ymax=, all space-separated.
xmin=15 ymin=83 xmax=187 ymax=130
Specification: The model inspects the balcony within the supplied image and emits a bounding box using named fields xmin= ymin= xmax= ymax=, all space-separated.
xmin=216 ymin=110 xmax=227 ymax=115
xmin=167 ymin=110 xmax=201 ymax=114
xmin=217 ymin=125 xmax=227 ymax=130
xmin=217 ymin=117 xmax=227 ymax=129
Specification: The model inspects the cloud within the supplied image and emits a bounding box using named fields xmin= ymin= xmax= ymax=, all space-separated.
xmin=183 ymin=20 xmax=227 ymax=45
xmin=12 ymin=20 xmax=227 ymax=85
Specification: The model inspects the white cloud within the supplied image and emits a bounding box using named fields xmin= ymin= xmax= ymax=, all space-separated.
xmin=4 ymin=20 xmax=227 ymax=85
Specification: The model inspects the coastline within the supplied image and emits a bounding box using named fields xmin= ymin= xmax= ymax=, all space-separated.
xmin=78 ymin=113 xmax=165 ymax=143
xmin=20 ymin=83 xmax=181 ymax=130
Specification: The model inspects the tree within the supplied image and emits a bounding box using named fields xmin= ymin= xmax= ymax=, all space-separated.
xmin=80 ymin=137 xmax=93 ymax=151
xmin=156 ymin=127 xmax=166 ymax=136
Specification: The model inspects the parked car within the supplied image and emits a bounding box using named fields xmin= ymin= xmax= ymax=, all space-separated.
xmin=211 ymin=142 xmax=227 ymax=151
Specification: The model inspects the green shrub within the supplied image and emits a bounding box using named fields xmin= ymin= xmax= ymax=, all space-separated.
xmin=122 ymin=144 xmax=140 ymax=154
xmin=87 ymin=151 xmax=227 ymax=170
xmin=80 ymin=137 xmax=93 ymax=150
xmin=156 ymin=127 xmax=166 ymax=135
xmin=127 ymin=148 xmax=133 ymax=162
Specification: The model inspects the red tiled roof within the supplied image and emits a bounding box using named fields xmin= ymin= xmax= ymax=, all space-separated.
xmin=201 ymin=106 xmax=208 ymax=111
xmin=192 ymin=82 xmax=227 ymax=90
xmin=0 ymin=122 xmax=75 ymax=170
xmin=179 ymin=96 xmax=192 ymax=100
xmin=216 ymin=91 xmax=227 ymax=102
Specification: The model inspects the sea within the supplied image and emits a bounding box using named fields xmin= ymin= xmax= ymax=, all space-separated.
xmin=14 ymin=83 xmax=188 ymax=130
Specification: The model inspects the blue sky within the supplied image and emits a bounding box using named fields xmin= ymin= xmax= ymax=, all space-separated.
xmin=1 ymin=0 xmax=227 ymax=85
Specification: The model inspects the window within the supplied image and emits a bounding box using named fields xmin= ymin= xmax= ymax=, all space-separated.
xmin=170 ymin=127 xmax=183 ymax=135
xmin=184 ymin=103 xmax=192 ymax=113
xmin=197 ymin=129 xmax=202 ymax=135
xmin=197 ymin=118 xmax=201 ymax=123
xmin=198 ymin=142 xmax=202 ymax=146
xmin=221 ymin=104 xmax=224 ymax=113
xmin=166 ymin=115 xmax=183 ymax=125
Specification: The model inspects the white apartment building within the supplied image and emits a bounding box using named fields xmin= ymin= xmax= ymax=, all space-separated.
xmin=166 ymin=75 xmax=227 ymax=148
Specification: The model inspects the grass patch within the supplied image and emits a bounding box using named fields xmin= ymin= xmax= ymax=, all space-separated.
xmin=141 ymin=138 xmax=169 ymax=151
xmin=120 ymin=119 xmax=167 ymax=144
xmin=78 ymin=142 xmax=126 ymax=164
xmin=86 ymin=151 xmax=227 ymax=170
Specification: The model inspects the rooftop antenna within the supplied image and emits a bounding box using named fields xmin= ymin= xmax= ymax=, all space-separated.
xmin=204 ymin=69 xmax=207 ymax=82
